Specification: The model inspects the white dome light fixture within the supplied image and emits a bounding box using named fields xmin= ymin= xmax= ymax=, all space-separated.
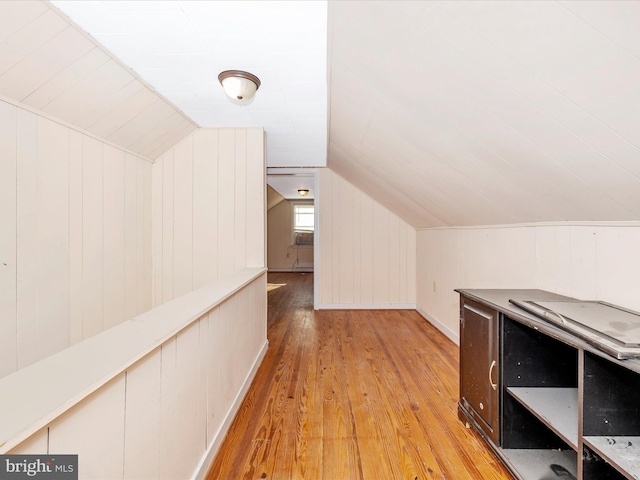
xmin=297 ymin=189 xmax=310 ymax=196
xmin=218 ymin=70 xmax=261 ymax=101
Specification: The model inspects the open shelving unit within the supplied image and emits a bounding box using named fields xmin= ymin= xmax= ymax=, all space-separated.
xmin=499 ymin=315 xmax=579 ymax=478
xmin=582 ymin=352 xmax=640 ymax=480
xmin=458 ymin=289 xmax=640 ymax=480
xmin=507 ymin=387 xmax=578 ymax=449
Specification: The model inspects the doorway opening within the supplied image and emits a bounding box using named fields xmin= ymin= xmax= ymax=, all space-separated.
xmin=266 ymin=170 xmax=318 ymax=308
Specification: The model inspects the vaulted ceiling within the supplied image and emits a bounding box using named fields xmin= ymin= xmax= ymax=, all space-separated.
xmin=328 ymin=1 xmax=640 ymax=227
xmin=4 ymin=1 xmax=640 ymax=228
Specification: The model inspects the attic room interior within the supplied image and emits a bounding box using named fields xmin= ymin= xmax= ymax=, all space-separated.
xmin=0 ymin=1 xmax=639 ymax=479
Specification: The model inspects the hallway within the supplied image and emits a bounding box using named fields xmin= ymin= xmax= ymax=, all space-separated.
xmin=206 ymin=273 xmax=511 ymax=479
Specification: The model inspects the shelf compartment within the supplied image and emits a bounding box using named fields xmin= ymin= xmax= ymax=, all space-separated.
xmin=507 ymin=387 xmax=578 ymax=450
xmin=501 ymin=448 xmax=577 ymax=479
xmin=584 ymin=436 xmax=640 ymax=480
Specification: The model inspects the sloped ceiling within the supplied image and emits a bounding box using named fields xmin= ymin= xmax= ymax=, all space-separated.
xmin=50 ymin=0 xmax=327 ymax=167
xmin=0 ymin=0 xmax=196 ymax=159
xmin=4 ymin=1 xmax=640 ymax=228
xmin=328 ymin=1 xmax=640 ymax=227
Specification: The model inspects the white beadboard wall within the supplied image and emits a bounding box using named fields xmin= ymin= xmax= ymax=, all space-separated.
xmin=9 ymin=273 xmax=267 ymax=480
xmin=416 ymin=223 xmax=640 ymax=344
xmin=0 ymin=97 xmax=151 ymax=378
xmin=317 ymin=168 xmax=416 ymax=308
xmin=267 ymin=199 xmax=314 ymax=271
xmin=152 ymin=128 xmax=265 ymax=306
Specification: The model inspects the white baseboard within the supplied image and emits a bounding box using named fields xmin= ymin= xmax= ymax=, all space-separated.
xmin=416 ymin=306 xmax=459 ymax=345
xmin=316 ymin=303 xmax=416 ymax=310
xmin=192 ymin=340 xmax=269 ymax=480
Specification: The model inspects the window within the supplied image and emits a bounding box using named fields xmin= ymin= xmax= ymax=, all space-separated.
xmin=293 ymin=203 xmax=314 ymax=232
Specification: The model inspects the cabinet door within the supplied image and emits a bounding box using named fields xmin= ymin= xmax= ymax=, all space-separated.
xmin=460 ymin=297 xmax=499 ymax=443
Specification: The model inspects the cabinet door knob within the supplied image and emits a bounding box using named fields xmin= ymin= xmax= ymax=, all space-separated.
xmin=489 ymin=360 xmax=498 ymax=390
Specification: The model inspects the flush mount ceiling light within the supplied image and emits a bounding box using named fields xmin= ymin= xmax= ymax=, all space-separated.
xmin=298 ymin=189 xmax=310 ymax=196
xmin=218 ymin=70 xmax=261 ymax=101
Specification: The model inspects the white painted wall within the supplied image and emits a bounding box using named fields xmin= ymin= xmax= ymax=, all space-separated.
xmin=8 ymin=272 xmax=267 ymax=480
xmin=416 ymin=223 xmax=640 ymax=344
xmin=317 ymin=168 xmax=416 ymax=308
xmin=152 ymin=128 xmax=265 ymax=306
xmin=267 ymin=199 xmax=314 ymax=271
xmin=0 ymin=98 xmax=152 ymax=378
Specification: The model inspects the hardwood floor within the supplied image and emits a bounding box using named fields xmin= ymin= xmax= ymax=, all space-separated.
xmin=206 ymin=272 xmax=512 ymax=479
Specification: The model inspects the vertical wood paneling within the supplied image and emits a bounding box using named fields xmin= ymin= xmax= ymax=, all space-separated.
xmin=162 ymin=151 xmax=174 ymax=302
xmin=152 ymin=157 xmax=163 ymax=307
xmin=338 ymin=175 xmax=354 ymax=303
xmin=16 ymin=109 xmax=38 ymax=370
xmin=331 ymin=172 xmax=341 ymax=302
xmin=234 ymin=129 xmax=247 ymax=273
xmin=320 ymin=169 xmax=333 ymax=304
xmin=82 ymin=137 xmax=103 ymax=339
xmin=406 ymin=226 xmax=417 ymax=302
xmin=596 ymin=227 xmax=640 ymax=312
xmin=218 ymin=130 xmax=236 ymax=279
xmin=69 ymin=130 xmax=83 ymax=345
xmin=151 ymin=128 xmax=265 ymax=305
xmin=0 ymin=102 xmax=17 ymax=377
xmin=173 ymin=138 xmax=193 ymax=297
xmin=352 ymin=190 xmax=362 ymax=303
xmin=193 ymin=130 xmax=218 ymax=288
xmin=49 ymin=375 xmax=126 ymax=480
xmin=318 ymin=168 xmax=417 ymax=307
xmin=569 ymin=226 xmax=598 ymax=300
xmin=134 ymin=156 xmax=144 ymax=315
xmin=197 ymin=315 xmax=208 ymax=453
xmin=504 ymin=227 xmax=537 ymax=289
xmin=0 ymin=98 xmax=151 ymax=375
xmin=388 ymin=215 xmax=401 ymax=303
xmin=4 ymin=273 xmax=265 ymax=479
xmin=206 ymin=308 xmax=222 ymax=441
xmin=159 ymin=323 xmax=203 ymax=480
xmin=124 ymin=349 xmax=161 ymax=480
xmin=359 ymin=194 xmax=374 ymax=304
xmin=246 ymin=129 xmax=265 ymax=268
xmin=143 ymin=162 xmax=153 ymax=312
xmin=124 ymin=154 xmax=138 ymax=320
xmin=372 ymin=204 xmax=390 ymax=303
xmin=553 ymin=226 xmax=573 ymax=296
xmin=35 ymin=117 xmax=69 ymax=359
xmin=103 ymin=145 xmax=125 ymax=330
xmin=398 ymin=223 xmax=408 ymax=303
xmin=416 ymin=223 xmax=640 ymax=343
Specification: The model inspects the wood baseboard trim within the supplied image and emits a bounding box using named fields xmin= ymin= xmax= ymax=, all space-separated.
xmin=416 ymin=306 xmax=459 ymax=345
xmin=192 ymin=340 xmax=269 ymax=480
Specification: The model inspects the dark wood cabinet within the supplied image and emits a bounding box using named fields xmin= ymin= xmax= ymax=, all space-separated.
xmin=457 ymin=289 xmax=640 ymax=480
xmin=459 ymin=297 xmax=499 ymax=444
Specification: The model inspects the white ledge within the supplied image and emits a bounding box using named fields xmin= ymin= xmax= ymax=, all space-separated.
xmin=0 ymin=267 xmax=266 ymax=453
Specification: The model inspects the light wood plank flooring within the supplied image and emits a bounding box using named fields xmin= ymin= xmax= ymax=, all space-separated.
xmin=206 ymin=272 xmax=512 ymax=479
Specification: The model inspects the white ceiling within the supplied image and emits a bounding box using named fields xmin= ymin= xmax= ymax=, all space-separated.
xmin=267 ymin=174 xmax=314 ymax=200
xmin=5 ymin=1 xmax=640 ymax=228
xmin=328 ymin=1 xmax=640 ymax=227
xmin=51 ymin=0 xmax=328 ymax=168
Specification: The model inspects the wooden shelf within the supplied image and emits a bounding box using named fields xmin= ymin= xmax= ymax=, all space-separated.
xmin=584 ymin=436 xmax=640 ymax=480
xmin=501 ymin=448 xmax=577 ymax=479
xmin=507 ymin=387 xmax=578 ymax=450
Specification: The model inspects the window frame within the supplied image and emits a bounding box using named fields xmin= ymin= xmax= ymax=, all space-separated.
xmin=291 ymin=201 xmax=315 ymax=246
